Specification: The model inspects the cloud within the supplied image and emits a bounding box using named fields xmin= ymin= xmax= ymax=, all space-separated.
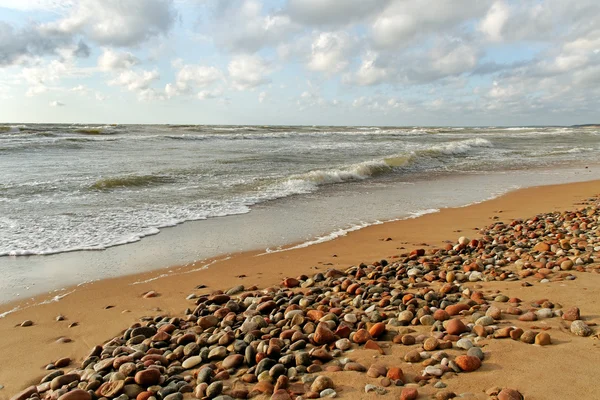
xmin=70 ymin=84 xmax=88 ymax=93
xmin=307 ymin=31 xmax=355 ymax=73
xmin=479 ymin=1 xmax=510 ymax=42
xmin=98 ymin=48 xmax=139 ymax=71
xmin=49 ymin=100 xmax=65 ymax=107
xmin=109 ymin=69 xmax=160 ymax=91
xmin=0 ymin=21 xmax=74 ymax=66
xmin=285 ymin=0 xmax=389 ymax=26
xmin=370 ymin=0 xmax=488 ymax=48
xmin=228 ymin=54 xmax=272 ymax=90
xmin=165 ymin=63 xmax=224 ymax=98
xmin=207 ymin=0 xmax=296 ymax=53
xmin=49 ymin=0 xmax=177 ymax=47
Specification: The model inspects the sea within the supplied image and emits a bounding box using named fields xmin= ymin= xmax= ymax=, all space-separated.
xmin=1 ymin=124 xmax=600 ymax=304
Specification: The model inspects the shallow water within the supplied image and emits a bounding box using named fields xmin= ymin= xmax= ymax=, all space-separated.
xmin=1 ymin=124 xmax=600 ymax=303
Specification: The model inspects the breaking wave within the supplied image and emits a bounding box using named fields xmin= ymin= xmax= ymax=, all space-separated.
xmin=89 ymin=175 xmax=175 ymax=191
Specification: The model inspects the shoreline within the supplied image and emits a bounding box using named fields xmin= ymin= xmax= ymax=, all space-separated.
xmin=1 ymin=179 xmax=600 ymax=398
xmin=2 ymin=164 xmax=598 ymax=304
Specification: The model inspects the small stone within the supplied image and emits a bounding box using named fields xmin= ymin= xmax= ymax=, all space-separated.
xmin=562 ymin=307 xmax=581 ymax=321
xmin=335 ymin=338 xmax=351 ymax=351
xmin=400 ymin=387 xmax=418 ymax=400
xmin=498 ymin=388 xmax=524 ymax=400
xmin=423 ymin=337 xmax=439 ymax=351
xmin=364 ymin=384 xmax=387 ymax=395
xmin=20 ymin=320 xmax=33 ymax=327
xmin=404 ymin=349 xmax=421 ymax=363
xmin=571 ymin=320 xmax=593 ymax=337
xmin=310 ymin=376 xmax=333 ymax=393
xmin=520 ymin=330 xmax=536 ymax=344
xmin=320 ymin=388 xmax=337 ymax=398
xmin=454 ymin=355 xmax=481 ymax=372
xmin=467 ymin=347 xmax=484 ymax=360
xmin=58 ymin=389 xmax=91 ymax=400
xmin=456 ymin=338 xmax=473 ymax=350
xmin=445 ymin=319 xmax=467 ymax=335
xmin=535 ymin=332 xmax=551 ymax=346
xmin=207 ymin=381 xmax=223 ymax=398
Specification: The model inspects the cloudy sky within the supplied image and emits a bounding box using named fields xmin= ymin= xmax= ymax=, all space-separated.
xmin=0 ymin=0 xmax=599 ymax=125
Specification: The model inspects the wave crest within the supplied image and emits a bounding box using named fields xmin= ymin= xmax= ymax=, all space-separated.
xmin=90 ymin=175 xmax=174 ymax=191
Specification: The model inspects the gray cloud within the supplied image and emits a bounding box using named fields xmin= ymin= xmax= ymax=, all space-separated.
xmin=285 ymin=0 xmax=390 ymax=26
xmin=0 ymin=22 xmax=73 ymax=66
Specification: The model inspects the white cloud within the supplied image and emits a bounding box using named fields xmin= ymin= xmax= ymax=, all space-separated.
xmin=165 ymin=64 xmax=223 ymax=98
xmin=209 ymin=0 xmax=296 ymax=53
xmin=109 ymin=69 xmax=160 ymax=91
xmin=479 ymin=1 xmax=510 ymax=42
xmin=98 ymin=48 xmax=139 ymax=71
xmin=228 ymin=54 xmax=272 ymax=90
xmin=49 ymin=100 xmax=65 ymax=107
xmin=345 ymin=51 xmax=389 ymax=86
xmin=307 ymin=31 xmax=354 ymax=73
xmin=197 ymin=88 xmax=223 ymax=100
xmin=70 ymin=84 xmax=88 ymax=93
xmin=370 ymin=0 xmax=488 ymax=48
xmin=49 ymin=0 xmax=177 ymax=47
xmin=95 ymin=92 xmax=107 ymax=101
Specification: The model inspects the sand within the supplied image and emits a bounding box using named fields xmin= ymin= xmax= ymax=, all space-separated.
xmin=1 ymin=179 xmax=599 ymax=400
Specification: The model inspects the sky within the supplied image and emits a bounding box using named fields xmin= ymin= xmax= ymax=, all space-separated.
xmin=0 ymin=0 xmax=599 ymax=126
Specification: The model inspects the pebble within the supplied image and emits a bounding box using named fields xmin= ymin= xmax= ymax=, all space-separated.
xmin=11 ymin=201 xmax=600 ymax=400
xmin=364 ymin=384 xmax=387 ymax=395
xmin=571 ymin=320 xmax=593 ymax=337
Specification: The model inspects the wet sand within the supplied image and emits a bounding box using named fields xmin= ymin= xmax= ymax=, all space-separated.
xmin=1 ymin=179 xmax=599 ymax=399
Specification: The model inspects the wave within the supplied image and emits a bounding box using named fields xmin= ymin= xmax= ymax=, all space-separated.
xmin=89 ymin=174 xmax=175 ymax=191
xmin=267 ymin=138 xmax=493 ymax=194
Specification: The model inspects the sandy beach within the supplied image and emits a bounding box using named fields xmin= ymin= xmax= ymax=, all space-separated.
xmin=1 ymin=179 xmax=599 ymax=400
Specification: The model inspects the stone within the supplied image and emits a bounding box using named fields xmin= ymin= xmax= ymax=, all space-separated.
xmin=135 ymin=369 xmax=161 ymax=386
xmin=571 ymin=320 xmax=593 ymax=337
xmin=314 ymin=323 xmax=335 ymax=345
xmin=182 ymin=356 xmax=202 ymax=369
xmin=9 ymin=386 xmax=37 ymax=400
xmin=352 ymin=329 xmax=372 ymax=344
xmin=520 ymin=330 xmax=536 ymax=344
xmin=367 ymin=364 xmax=387 ymax=378
xmin=97 ymin=381 xmax=125 ymax=398
xmin=518 ymin=312 xmax=537 ymax=322
xmin=58 ymin=390 xmax=91 ymax=400
xmin=454 ymin=355 xmax=481 ymax=372
xmin=369 ymin=322 xmax=386 ymax=338
xmin=20 ymin=320 xmax=33 ymax=327
xmin=404 ymin=349 xmax=421 ymax=363
xmin=386 ymin=367 xmax=404 ymax=381
xmin=436 ymin=391 xmax=456 ymax=400
xmin=400 ymin=387 xmax=418 ymax=400
xmin=535 ymin=332 xmax=551 ymax=346
xmin=207 ymin=381 xmax=223 ymax=398
xmin=423 ymin=337 xmax=439 ymax=351
xmin=445 ymin=319 xmax=468 ymax=335
xmin=498 ymin=388 xmax=524 ymax=400
xmin=310 ymin=376 xmax=333 ymax=393
xmin=223 ymin=354 xmax=244 ymax=369
xmin=456 ymin=338 xmax=473 ymax=350
xmin=562 ymin=307 xmax=581 ymax=321
xmin=467 ymin=347 xmax=484 ymax=360
xmin=364 ymin=384 xmax=387 ymax=395
xmin=209 ymin=346 xmax=227 ymax=360
xmin=335 ymin=338 xmax=351 ymax=351
xmin=50 ymin=374 xmax=80 ymax=390
xmin=320 ymin=388 xmax=337 ymax=398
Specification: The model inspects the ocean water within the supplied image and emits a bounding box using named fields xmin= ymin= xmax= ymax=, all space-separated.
xmin=1 ymin=124 xmax=600 ymax=303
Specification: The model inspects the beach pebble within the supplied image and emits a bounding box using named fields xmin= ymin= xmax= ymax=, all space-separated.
xmin=20 ymin=320 xmax=33 ymax=327
xmin=400 ymin=387 xmax=419 ymax=400
xmin=498 ymin=388 xmax=524 ymax=400
xmin=571 ymin=320 xmax=593 ymax=337
xmin=535 ymin=332 xmax=551 ymax=346
xmin=364 ymin=384 xmax=387 ymax=395
xmin=310 ymin=376 xmax=333 ymax=393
